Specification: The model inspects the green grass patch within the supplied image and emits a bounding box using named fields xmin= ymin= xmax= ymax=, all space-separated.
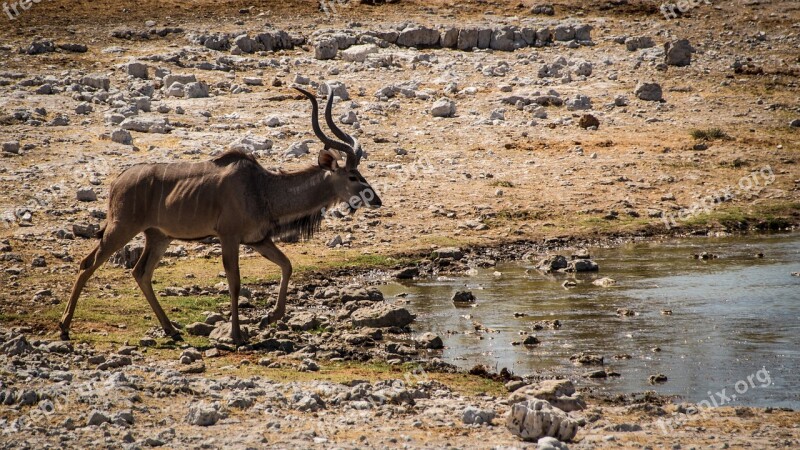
xmin=204 ymin=360 xmax=505 ymax=396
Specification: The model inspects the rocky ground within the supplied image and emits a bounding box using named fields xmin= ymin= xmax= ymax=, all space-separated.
xmin=1 ymin=0 xmax=799 ymax=448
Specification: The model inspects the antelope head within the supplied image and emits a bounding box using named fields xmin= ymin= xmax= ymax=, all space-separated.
xmin=295 ymin=85 xmax=383 ymax=210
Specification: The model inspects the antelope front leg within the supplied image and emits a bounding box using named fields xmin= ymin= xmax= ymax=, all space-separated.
xmin=220 ymin=237 xmax=244 ymax=345
xmin=252 ymin=239 xmax=292 ymax=324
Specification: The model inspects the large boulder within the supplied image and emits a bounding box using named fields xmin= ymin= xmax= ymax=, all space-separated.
xmin=664 ymin=39 xmax=695 ymax=66
xmin=506 ymin=399 xmax=580 ymax=442
xmin=477 ymin=28 xmax=492 ymax=49
xmin=351 ymin=303 xmax=415 ymax=328
xmin=553 ymin=25 xmax=575 ymax=41
xmin=490 ymin=27 xmax=516 ymax=51
xmin=396 ymin=26 xmax=440 ymax=47
xmin=440 ymin=27 xmax=459 ymax=48
xmin=457 ymin=28 xmax=479 ymax=50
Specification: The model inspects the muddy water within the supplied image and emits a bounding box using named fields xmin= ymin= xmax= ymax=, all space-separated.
xmin=379 ymin=233 xmax=800 ymax=409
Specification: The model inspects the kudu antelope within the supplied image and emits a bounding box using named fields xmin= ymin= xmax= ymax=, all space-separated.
xmin=58 ymin=85 xmax=382 ymax=345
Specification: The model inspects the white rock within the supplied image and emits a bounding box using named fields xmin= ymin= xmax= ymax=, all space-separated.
xmin=506 ymin=399 xmax=580 ymax=442
xmin=431 ymin=98 xmax=456 ymax=117
xmin=185 ymin=403 xmax=221 ymax=426
xmin=340 ymin=110 xmax=357 ymax=124
xmin=537 ymin=436 xmax=570 ymax=450
xmin=341 ymin=44 xmax=379 ymax=63
xmin=314 ymin=38 xmax=338 ymax=60
xmin=283 ymin=141 xmax=310 ymax=158
xmin=76 ymin=188 xmax=97 ymax=202
xmin=462 ymin=406 xmax=495 ymax=425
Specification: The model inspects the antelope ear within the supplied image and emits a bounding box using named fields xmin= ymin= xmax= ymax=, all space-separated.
xmin=318 ymin=148 xmax=339 ymax=171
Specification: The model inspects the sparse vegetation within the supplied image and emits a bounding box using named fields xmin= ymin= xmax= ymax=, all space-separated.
xmin=690 ymin=127 xmax=731 ymax=141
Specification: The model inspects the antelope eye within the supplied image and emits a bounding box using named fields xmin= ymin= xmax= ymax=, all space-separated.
xmin=348 ymin=176 xmax=358 ymax=181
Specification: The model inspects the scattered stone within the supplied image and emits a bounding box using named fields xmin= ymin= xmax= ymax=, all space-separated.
xmin=392 ymin=266 xmax=419 ymax=279
xmin=72 ymin=223 xmax=100 ymax=239
xmin=536 ymin=436 xmax=570 ymax=450
xmin=634 ymin=82 xmax=663 ymax=102
xmin=536 ymin=255 xmax=568 ymax=273
xmin=570 ymin=352 xmax=603 ymax=365
xmin=351 ymin=303 xmax=415 ymax=328
xmin=531 ymin=4 xmax=555 ymax=15
xmin=432 ymin=247 xmax=463 ymax=260
xmin=578 ymin=114 xmax=599 ymax=129
xmin=625 ymin=36 xmax=655 ymax=51
xmin=2 ymin=141 xmax=21 ymax=155
xmin=284 ymin=140 xmax=310 ymax=158
xmin=179 ymin=361 xmax=206 ymax=374
xmin=584 ymin=369 xmax=608 ymax=378
xmin=506 ymin=399 xmax=580 ymax=442
xmin=592 ymin=277 xmax=616 ymax=287
xmin=566 ymin=94 xmax=592 ymax=111
xmin=523 ymin=335 xmax=540 ymax=346
xmin=314 ymin=39 xmax=338 ymax=60
xmin=111 ymin=129 xmax=133 ymax=145
xmin=187 ymin=322 xmax=215 ymax=336
xmin=416 ymin=332 xmax=444 ymax=349
xmin=342 ymin=44 xmax=379 ymax=63
xmin=76 ymin=188 xmax=97 ymax=202
xmin=431 ymin=98 xmax=456 ymax=117
xmin=125 ymin=62 xmax=149 ymax=79
xmin=649 ymin=373 xmax=668 ymax=384
xmin=397 ymin=25 xmax=440 ymax=48
xmin=185 ymin=81 xmax=209 ymax=98
xmin=185 ymin=403 xmax=221 ymax=426
xmin=664 ymin=39 xmax=695 ymax=67
xmin=120 ymin=116 xmax=171 ymax=133
xmin=0 ymin=335 xmax=32 ymax=356
xmin=451 ymin=290 xmax=476 ymax=303
xmin=462 ymin=406 xmax=495 ymax=425
xmin=298 ymin=358 xmax=320 ymax=372
xmin=86 ymin=410 xmax=111 ymax=426
xmin=80 ymin=74 xmax=110 ymax=91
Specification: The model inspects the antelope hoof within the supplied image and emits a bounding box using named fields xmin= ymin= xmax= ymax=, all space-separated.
xmin=169 ymin=332 xmax=184 ymax=342
xmin=58 ymin=324 xmax=70 ymax=341
xmin=268 ymin=309 xmax=285 ymax=324
xmin=231 ymin=334 xmax=244 ymax=347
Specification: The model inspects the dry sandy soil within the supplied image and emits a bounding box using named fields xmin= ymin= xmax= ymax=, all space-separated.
xmin=0 ymin=0 xmax=799 ymax=448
